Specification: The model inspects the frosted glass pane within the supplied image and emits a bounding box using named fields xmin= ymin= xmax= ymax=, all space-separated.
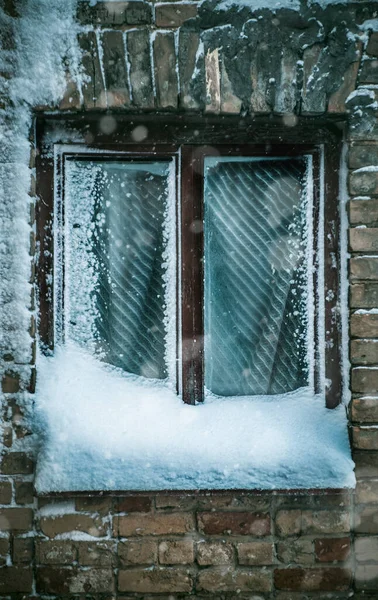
xmin=65 ymin=159 xmax=174 ymax=380
xmin=204 ymin=157 xmax=311 ymax=396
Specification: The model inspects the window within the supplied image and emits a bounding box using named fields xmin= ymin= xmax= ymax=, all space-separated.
xmin=36 ymin=117 xmax=342 ymax=409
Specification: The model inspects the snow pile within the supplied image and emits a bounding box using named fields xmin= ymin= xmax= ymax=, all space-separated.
xmin=34 ymin=344 xmax=355 ymax=492
xmin=0 ymin=0 xmax=80 ymax=364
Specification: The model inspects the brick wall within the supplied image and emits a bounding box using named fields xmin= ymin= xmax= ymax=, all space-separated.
xmin=2 ymin=0 xmax=378 ymax=596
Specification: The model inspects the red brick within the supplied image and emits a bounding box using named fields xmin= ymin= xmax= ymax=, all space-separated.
xmin=40 ymin=514 xmax=105 ymax=538
xmin=36 ymin=567 xmax=115 ymax=594
xmin=237 ymin=541 xmax=274 ymax=565
xmin=197 ymin=541 xmax=234 ymax=565
xmin=36 ymin=540 xmax=76 ymax=565
xmin=75 ymin=497 xmax=112 ymax=514
xmin=118 ymin=567 xmax=193 ymax=593
xmin=0 ymin=567 xmax=33 ymax=593
xmin=155 ymin=3 xmax=197 ymax=27
xmin=158 ymin=539 xmax=194 ymax=564
xmin=198 ymin=511 xmax=270 ymax=536
xmin=197 ymin=567 xmax=271 ymax=592
xmin=118 ymin=539 xmax=157 ymax=565
xmin=352 ymin=368 xmax=378 ymax=394
xmin=115 ymin=496 xmax=152 ymax=513
xmin=0 ymin=481 xmax=12 ymax=504
xmin=1 ymin=372 xmax=20 ymax=393
xmin=315 ymin=538 xmax=351 ymax=562
xmin=0 ymin=452 xmax=34 ymax=474
xmin=0 ymin=508 xmax=33 ymax=531
xmin=13 ymin=537 xmax=34 ymax=563
xmin=115 ymin=512 xmax=194 ymax=536
xmin=276 ymin=510 xmax=301 ymax=536
xmin=274 ymin=567 xmax=352 ymax=591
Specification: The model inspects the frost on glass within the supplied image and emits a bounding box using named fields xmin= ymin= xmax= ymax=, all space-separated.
xmin=204 ymin=157 xmax=312 ymax=396
xmin=64 ymin=159 xmax=175 ymax=381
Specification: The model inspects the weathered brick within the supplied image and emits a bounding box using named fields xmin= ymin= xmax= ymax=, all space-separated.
xmin=276 ymin=510 xmax=301 ymax=536
xmin=0 ymin=508 xmax=33 ymax=531
xmin=350 ymin=228 xmax=378 ymax=252
xmin=357 ymin=479 xmax=378 ymax=504
xmin=315 ymin=537 xmax=351 ymax=562
xmin=301 ymin=511 xmax=350 ymax=534
xmin=352 ymin=368 xmax=378 ymax=393
xmin=205 ymin=46 xmax=221 ymax=113
xmin=198 ymin=512 xmax=270 ymax=536
xmin=127 ymin=29 xmax=154 ymax=109
xmin=367 ymin=33 xmax=378 ymax=56
xmin=101 ymin=30 xmax=130 ymax=108
xmin=12 ymin=537 xmax=33 ymax=563
xmin=75 ymin=496 xmax=112 ymax=514
xmin=354 ymin=427 xmax=378 ymax=450
xmin=155 ymin=3 xmax=197 ymax=27
xmin=197 ymin=541 xmax=233 ymax=565
xmin=36 ymin=540 xmax=76 ymax=565
xmin=153 ymin=32 xmax=178 ymax=109
xmin=356 ymin=506 xmax=378 ymax=533
xmin=115 ymin=512 xmax=194 ymax=536
xmin=349 ymin=144 xmax=378 ymax=169
xmin=356 ymin=564 xmax=378 ymax=590
xmin=1 ymin=371 xmax=20 ymax=393
xmin=274 ymin=567 xmax=352 ymax=591
xmin=0 ymin=567 xmax=33 ymax=593
xmin=351 ymin=340 xmax=378 ymax=365
xmin=350 ymin=257 xmax=378 ymax=281
xmin=179 ymin=30 xmax=203 ymax=110
xmin=351 ymin=283 xmax=378 ymax=309
xmin=159 ymin=539 xmax=194 ymax=564
xmin=14 ymin=481 xmax=34 ymax=505
xmin=119 ymin=539 xmax=157 ymax=565
xmin=40 ymin=514 xmax=105 ymax=538
xmin=350 ymin=171 xmax=378 ymax=196
xmin=352 ymin=398 xmax=378 ymax=423
xmin=118 ymin=567 xmax=192 ymax=593
xmin=350 ymin=200 xmax=378 ymax=225
xmin=360 ymin=60 xmax=378 ymax=84
xmin=197 ymin=494 xmax=270 ymax=511
xmin=0 ymin=452 xmax=34 ymax=474
xmin=115 ymin=496 xmax=151 ymax=513
xmin=355 ymin=536 xmax=378 ymax=562
xmin=77 ymin=541 xmax=115 ymax=567
xmin=0 ymin=481 xmax=12 ymax=504
xmin=354 ymin=451 xmax=378 ymax=477
xmin=0 ymin=538 xmax=9 ymax=566
xmin=197 ymin=567 xmax=271 ymax=593
xmin=155 ymin=494 xmax=197 ymax=510
xmin=36 ymin=567 xmax=115 ymax=594
xmin=78 ymin=31 xmax=106 ymax=109
xmin=351 ymin=314 xmax=378 ymax=338
xmin=237 ymin=541 xmax=273 ymax=565
xmin=2 ymin=426 xmax=12 ymax=447
xmin=276 ymin=539 xmax=314 ymax=564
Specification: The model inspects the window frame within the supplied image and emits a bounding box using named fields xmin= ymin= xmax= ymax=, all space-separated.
xmin=36 ymin=114 xmax=342 ymax=409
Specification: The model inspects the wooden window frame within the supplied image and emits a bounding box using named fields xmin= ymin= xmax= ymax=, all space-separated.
xmin=36 ymin=114 xmax=342 ymax=409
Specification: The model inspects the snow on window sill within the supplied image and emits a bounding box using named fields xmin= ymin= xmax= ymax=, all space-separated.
xmin=34 ymin=345 xmax=355 ymax=493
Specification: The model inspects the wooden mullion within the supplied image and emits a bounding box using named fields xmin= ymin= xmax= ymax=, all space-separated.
xmin=312 ymin=151 xmax=321 ymax=394
xmin=180 ymin=146 xmax=204 ymax=404
xmin=324 ymin=141 xmax=342 ymax=409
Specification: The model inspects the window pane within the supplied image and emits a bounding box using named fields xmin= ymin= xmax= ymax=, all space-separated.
xmin=204 ymin=157 xmax=312 ymax=396
xmin=64 ymin=159 xmax=175 ymax=381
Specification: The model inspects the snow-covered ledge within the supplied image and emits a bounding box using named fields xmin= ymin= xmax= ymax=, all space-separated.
xmin=34 ymin=345 xmax=355 ymax=493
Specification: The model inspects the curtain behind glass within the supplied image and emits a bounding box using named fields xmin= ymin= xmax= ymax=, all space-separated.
xmin=204 ymin=157 xmax=310 ymax=396
xmin=66 ymin=160 xmax=171 ymax=380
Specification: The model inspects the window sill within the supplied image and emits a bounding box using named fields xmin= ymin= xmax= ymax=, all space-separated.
xmin=34 ymin=346 xmax=355 ymax=494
